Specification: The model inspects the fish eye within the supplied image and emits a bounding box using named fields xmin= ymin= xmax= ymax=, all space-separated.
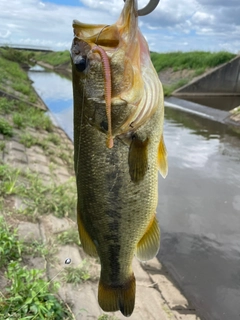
xmin=75 ymin=56 xmax=87 ymax=72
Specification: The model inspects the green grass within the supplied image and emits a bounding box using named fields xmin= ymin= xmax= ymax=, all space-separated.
xmin=62 ymin=260 xmax=90 ymax=285
xmin=12 ymin=82 xmax=32 ymax=96
xmin=163 ymin=78 xmax=189 ymax=96
xmin=98 ymin=315 xmax=120 ymax=320
xmin=0 ymin=216 xmax=22 ymax=268
xmin=0 ymin=141 xmax=5 ymax=151
xmin=0 ymin=97 xmax=53 ymax=132
xmin=57 ymin=229 xmax=81 ymax=246
xmin=0 ymin=47 xmax=35 ymax=64
xmin=0 ymin=118 xmax=13 ymax=137
xmin=0 ymin=164 xmax=76 ymax=219
xmin=150 ymin=51 xmax=236 ymax=73
xmin=35 ymin=50 xmax=70 ymax=67
xmin=0 ymin=260 xmax=73 ymax=319
xmin=0 ymin=211 xmax=73 ymax=319
xmin=0 ymin=53 xmax=38 ymax=102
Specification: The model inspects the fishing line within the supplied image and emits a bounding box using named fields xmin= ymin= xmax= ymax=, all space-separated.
xmin=6 ymin=258 xmax=73 ymax=317
xmin=95 ymin=25 xmax=110 ymax=46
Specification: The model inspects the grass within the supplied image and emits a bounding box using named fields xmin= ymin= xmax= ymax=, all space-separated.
xmin=150 ymin=51 xmax=236 ymax=73
xmin=0 ymin=141 xmax=6 ymax=151
xmin=0 ymin=47 xmax=35 ymax=64
xmin=163 ymin=78 xmax=189 ymax=96
xmin=0 ymin=216 xmax=22 ymax=268
xmin=0 ymin=51 xmax=38 ymax=102
xmin=0 ymin=164 xmax=76 ymax=219
xmin=0 ymin=260 xmax=73 ymax=319
xmin=0 ymin=118 xmax=13 ymax=137
xmin=0 ymin=97 xmax=53 ymax=132
xmin=57 ymin=229 xmax=81 ymax=246
xmin=62 ymin=260 xmax=90 ymax=285
xmin=0 ymin=204 xmax=73 ymax=319
xmin=35 ymin=50 xmax=70 ymax=67
xmin=98 ymin=315 xmax=120 ymax=320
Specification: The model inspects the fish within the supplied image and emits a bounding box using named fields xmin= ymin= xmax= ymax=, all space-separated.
xmin=70 ymin=0 xmax=168 ymax=317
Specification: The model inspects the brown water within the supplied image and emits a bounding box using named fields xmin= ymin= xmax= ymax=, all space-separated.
xmin=29 ymin=66 xmax=240 ymax=320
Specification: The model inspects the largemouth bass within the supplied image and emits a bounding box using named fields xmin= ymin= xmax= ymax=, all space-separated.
xmin=71 ymin=0 xmax=167 ymax=316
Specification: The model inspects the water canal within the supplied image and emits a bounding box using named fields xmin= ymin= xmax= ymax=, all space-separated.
xmin=28 ymin=66 xmax=240 ymax=320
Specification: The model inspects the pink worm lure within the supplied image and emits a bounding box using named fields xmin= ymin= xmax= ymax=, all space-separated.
xmin=92 ymin=46 xmax=114 ymax=149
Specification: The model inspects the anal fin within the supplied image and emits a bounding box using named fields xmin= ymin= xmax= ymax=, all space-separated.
xmin=98 ymin=274 xmax=136 ymax=317
xmin=128 ymin=135 xmax=148 ymax=183
xmin=136 ymin=215 xmax=160 ymax=261
xmin=77 ymin=203 xmax=98 ymax=258
xmin=158 ymin=135 xmax=168 ymax=178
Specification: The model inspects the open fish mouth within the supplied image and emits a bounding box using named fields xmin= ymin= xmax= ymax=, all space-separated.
xmin=71 ymin=0 xmax=162 ymax=147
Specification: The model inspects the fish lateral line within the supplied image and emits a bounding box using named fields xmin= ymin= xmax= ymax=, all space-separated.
xmin=92 ymin=45 xmax=114 ymax=149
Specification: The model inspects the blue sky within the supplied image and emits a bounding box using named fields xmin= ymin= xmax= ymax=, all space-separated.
xmin=42 ymin=0 xmax=83 ymax=6
xmin=0 ymin=0 xmax=240 ymax=53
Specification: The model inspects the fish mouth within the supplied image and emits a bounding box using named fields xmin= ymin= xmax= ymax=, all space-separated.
xmin=71 ymin=0 xmax=161 ymax=141
xmin=72 ymin=0 xmax=139 ymax=50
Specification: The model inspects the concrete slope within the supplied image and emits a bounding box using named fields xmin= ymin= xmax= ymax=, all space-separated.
xmin=173 ymin=55 xmax=240 ymax=95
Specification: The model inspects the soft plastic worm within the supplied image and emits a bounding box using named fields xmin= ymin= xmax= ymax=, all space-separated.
xmin=92 ymin=46 xmax=113 ymax=149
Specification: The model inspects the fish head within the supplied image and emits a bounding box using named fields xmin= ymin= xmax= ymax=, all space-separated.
xmin=71 ymin=0 xmax=163 ymax=138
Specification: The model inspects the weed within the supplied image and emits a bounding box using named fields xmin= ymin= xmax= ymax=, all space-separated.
xmin=20 ymin=171 xmax=77 ymax=219
xmin=0 ymin=164 xmax=76 ymax=219
xmin=47 ymin=133 xmax=61 ymax=145
xmin=62 ymin=260 xmax=90 ymax=285
xmin=0 ymin=165 xmax=23 ymax=196
xmin=35 ymin=50 xmax=70 ymax=67
xmin=0 ymin=98 xmax=15 ymax=114
xmin=0 ymin=118 xmax=13 ymax=137
xmin=98 ymin=315 xmax=120 ymax=320
xmin=163 ymin=78 xmax=189 ymax=96
xmin=23 ymin=240 xmax=50 ymax=258
xmin=13 ymin=113 xmax=25 ymax=129
xmin=0 ymin=47 xmax=35 ymax=64
xmin=20 ymin=132 xmax=38 ymax=148
xmin=0 ymin=260 xmax=73 ymax=319
xmin=57 ymin=229 xmax=80 ymax=246
xmin=0 ymin=216 xmax=22 ymax=268
xmin=151 ymin=51 xmax=236 ymax=73
xmin=0 ymin=141 xmax=5 ymax=151
xmin=12 ymin=82 xmax=31 ymax=96
xmin=59 ymin=151 xmax=74 ymax=168
xmin=194 ymin=67 xmax=206 ymax=77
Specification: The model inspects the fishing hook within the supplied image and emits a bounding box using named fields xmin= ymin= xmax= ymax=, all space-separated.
xmin=123 ymin=0 xmax=160 ymax=16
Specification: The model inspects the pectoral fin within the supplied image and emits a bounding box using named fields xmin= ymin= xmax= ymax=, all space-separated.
xmin=77 ymin=203 xmax=98 ymax=258
xmin=136 ymin=215 xmax=160 ymax=261
xmin=128 ymin=136 xmax=148 ymax=183
xmin=158 ymin=135 xmax=168 ymax=178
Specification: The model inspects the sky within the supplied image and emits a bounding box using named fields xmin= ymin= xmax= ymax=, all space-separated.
xmin=0 ymin=0 xmax=240 ymax=53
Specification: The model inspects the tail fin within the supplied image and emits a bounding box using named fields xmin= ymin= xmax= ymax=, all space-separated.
xmin=98 ymin=274 xmax=136 ymax=317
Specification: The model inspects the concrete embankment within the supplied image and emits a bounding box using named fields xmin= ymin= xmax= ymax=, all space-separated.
xmin=174 ymin=55 xmax=240 ymax=96
xmin=0 ymin=85 xmax=201 ymax=319
xmin=166 ymin=55 xmax=240 ymax=127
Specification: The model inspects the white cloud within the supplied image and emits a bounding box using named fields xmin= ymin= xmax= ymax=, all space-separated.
xmin=0 ymin=0 xmax=239 ymax=53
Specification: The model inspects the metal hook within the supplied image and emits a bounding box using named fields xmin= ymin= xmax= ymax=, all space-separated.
xmin=123 ymin=0 xmax=160 ymax=16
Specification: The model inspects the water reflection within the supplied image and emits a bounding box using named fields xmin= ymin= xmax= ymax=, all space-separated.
xmin=158 ymin=107 xmax=240 ymax=320
xmin=28 ymin=66 xmax=73 ymax=139
xmin=28 ymin=66 xmax=240 ymax=320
